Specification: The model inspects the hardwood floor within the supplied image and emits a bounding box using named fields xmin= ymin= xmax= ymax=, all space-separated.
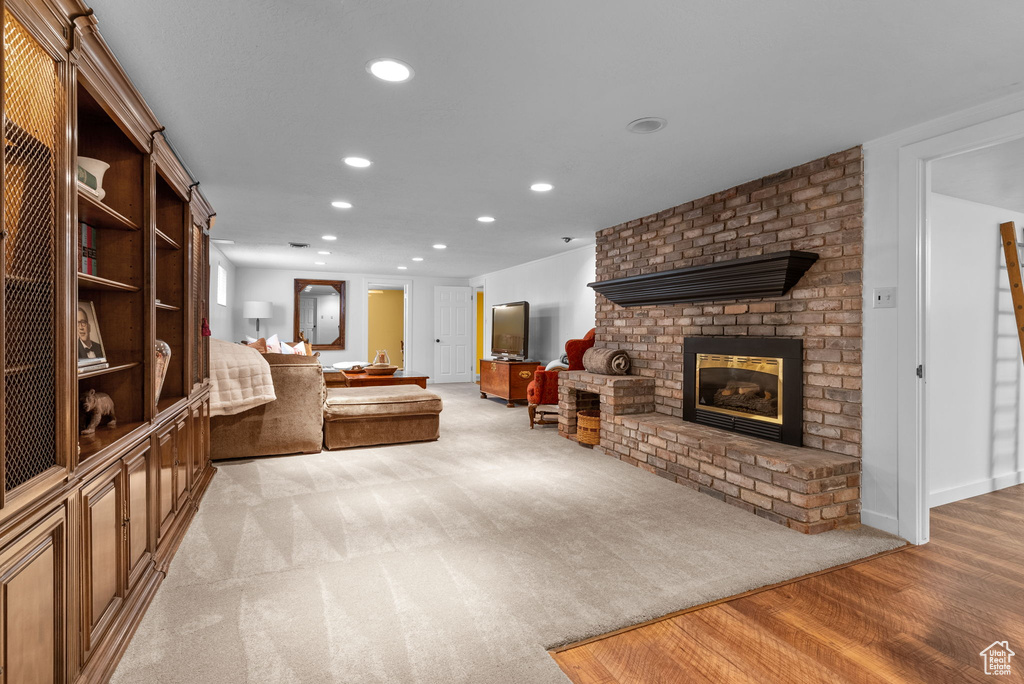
xmin=552 ymin=485 xmax=1024 ymax=683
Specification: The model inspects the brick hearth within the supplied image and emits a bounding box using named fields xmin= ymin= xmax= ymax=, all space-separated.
xmin=560 ymin=371 xmax=860 ymax=533
xmin=572 ymin=146 xmax=865 ymax=533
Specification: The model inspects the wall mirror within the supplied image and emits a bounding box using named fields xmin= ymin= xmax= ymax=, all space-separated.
xmin=293 ymin=279 xmax=346 ymax=350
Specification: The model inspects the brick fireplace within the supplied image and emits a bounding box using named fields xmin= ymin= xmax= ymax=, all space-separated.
xmin=564 ymin=146 xmax=864 ymax=533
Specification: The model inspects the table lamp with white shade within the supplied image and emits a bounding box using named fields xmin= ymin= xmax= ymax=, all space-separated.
xmin=242 ymin=300 xmax=273 ymax=335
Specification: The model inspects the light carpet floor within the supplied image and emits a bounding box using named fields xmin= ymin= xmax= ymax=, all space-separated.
xmin=112 ymin=382 xmax=903 ymax=684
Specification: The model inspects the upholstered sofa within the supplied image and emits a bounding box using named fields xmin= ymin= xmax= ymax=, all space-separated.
xmin=210 ymin=353 xmax=325 ymax=460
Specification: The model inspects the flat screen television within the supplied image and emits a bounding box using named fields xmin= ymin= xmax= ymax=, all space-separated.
xmin=491 ymin=301 xmax=529 ymax=360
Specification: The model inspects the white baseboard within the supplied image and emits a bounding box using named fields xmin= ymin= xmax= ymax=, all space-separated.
xmin=860 ymin=509 xmax=901 ymax=537
xmin=929 ymin=471 xmax=1024 ymax=508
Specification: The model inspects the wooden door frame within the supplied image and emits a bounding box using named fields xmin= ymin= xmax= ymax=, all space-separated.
xmin=892 ymin=109 xmax=1024 ymax=544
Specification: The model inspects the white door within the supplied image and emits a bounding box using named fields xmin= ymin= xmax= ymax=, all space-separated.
xmin=299 ymin=297 xmax=316 ymax=341
xmin=433 ymin=286 xmax=473 ymax=383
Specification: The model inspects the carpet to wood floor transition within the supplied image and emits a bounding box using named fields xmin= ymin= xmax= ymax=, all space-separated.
xmin=112 ymin=383 xmax=902 ymax=684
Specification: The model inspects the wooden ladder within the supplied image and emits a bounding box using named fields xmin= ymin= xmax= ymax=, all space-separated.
xmin=1000 ymin=221 xmax=1024 ymax=363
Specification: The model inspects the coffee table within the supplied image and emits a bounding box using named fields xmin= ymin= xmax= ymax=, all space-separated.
xmin=323 ymin=369 xmax=429 ymax=390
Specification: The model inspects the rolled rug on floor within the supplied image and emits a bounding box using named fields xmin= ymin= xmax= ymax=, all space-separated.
xmin=583 ymin=347 xmax=631 ymax=375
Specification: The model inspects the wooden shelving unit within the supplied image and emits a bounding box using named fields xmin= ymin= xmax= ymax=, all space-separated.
xmin=78 ymin=272 xmax=140 ymax=292
xmin=77 ymin=361 xmax=141 ymax=380
xmin=76 ymin=81 xmax=147 ymax=438
xmin=156 ymin=228 xmax=181 ymax=250
xmin=1 ymin=5 xmax=217 ymax=682
xmin=77 ymin=420 xmax=148 ymax=462
xmin=78 ymin=191 xmax=139 ymax=231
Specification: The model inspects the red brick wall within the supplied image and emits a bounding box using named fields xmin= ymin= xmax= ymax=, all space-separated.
xmin=594 ymin=147 xmax=863 ymax=458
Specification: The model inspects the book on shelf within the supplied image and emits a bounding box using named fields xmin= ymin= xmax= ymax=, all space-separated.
xmin=77 ymin=165 xmax=98 ymax=191
xmin=78 ymin=360 xmax=109 ymax=373
xmin=77 ymin=179 xmax=102 ymax=201
xmin=79 ymin=222 xmax=97 ymax=275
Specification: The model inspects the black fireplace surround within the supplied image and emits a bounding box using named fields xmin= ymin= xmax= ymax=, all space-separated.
xmin=683 ymin=337 xmax=803 ymax=446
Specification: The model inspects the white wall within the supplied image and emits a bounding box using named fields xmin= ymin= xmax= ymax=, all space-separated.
xmin=208 ymin=243 xmax=237 ymax=342
xmin=863 ymin=90 xmax=1024 ymax=540
xmin=233 ymin=267 xmax=468 ymax=378
xmin=926 ymin=194 xmax=1024 ymax=506
xmin=470 ymin=245 xmax=596 ymax=364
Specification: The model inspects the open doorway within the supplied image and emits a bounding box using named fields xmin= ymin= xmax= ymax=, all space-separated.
xmin=368 ymin=284 xmax=407 ymax=369
xmin=925 ymin=138 xmax=1024 ymax=510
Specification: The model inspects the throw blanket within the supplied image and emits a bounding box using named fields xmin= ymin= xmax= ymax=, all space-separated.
xmin=209 ymin=338 xmax=277 ymax=416
xmin=583 ymin=347 xmax=631 ymax=375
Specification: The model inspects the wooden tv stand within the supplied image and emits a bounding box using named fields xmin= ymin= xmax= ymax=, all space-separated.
xmin=479 ymin=359 xmax=537 ymax=407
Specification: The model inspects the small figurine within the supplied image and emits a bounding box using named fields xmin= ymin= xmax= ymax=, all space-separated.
xmin=80 ymin=389 xmax=116 ymax=435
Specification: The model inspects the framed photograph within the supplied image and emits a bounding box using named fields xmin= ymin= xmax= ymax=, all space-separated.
xmin=77 ymin=300 xmax=107 ymax=369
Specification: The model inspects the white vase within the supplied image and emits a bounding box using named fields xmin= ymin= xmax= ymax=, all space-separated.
xmin=78 ymin=156 xmax=110 ymax=201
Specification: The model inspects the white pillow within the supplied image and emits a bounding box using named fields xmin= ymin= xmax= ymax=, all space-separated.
xmin=292 ymin=342 xmax=307 ymax=356
xmin=278 ymin=339 xmax=294 ymax=354
xmin=245 ymin=335 xmax=258 ymax=343
xmin=265 ymin=334 xmax=282 ymax=353
xmin=545 ymin=359 xmax=569 ymax=371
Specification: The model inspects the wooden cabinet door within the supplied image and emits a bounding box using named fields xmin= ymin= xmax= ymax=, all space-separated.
xmin=80 ymin=461 xmax=126 ymax=662
xmin=508 ymin=363 xmax=536 ymax=401
xmin=190 ymin=401 xmax=207 ymax=486
xmin=0 ymin=506 xmax=67 ymax=684
xmin=174 ymin=415 xmax=190 ymax=511
xmin=155 ymin=425 xmax=176 ymax=544
xmin=123 ymin=442 xmax=152 ymax=590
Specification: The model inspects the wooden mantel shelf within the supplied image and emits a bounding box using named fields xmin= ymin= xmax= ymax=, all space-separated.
xmin=588 ymin=250 xmax=819 ymax=307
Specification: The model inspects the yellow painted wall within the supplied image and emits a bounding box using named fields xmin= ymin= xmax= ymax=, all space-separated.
xmin=368 ymin=290 xmax=404 ymax=368
xmin=475 ymin=291 xmax=484 ymax=366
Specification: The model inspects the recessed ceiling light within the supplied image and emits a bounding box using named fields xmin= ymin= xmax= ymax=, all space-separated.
xmin=331 ymin=201 xmax=352 ymax=209
xmin=627 ymin=117 xmax=667 ymax=134
xmin=314 ymin=261 xmax=326 ymax=265
xmin=322 ymin=235 xmax=338 ymax=241
xmin=530 ymin=182 xmax=553 ymax=192
xmin=366 ymin=58 xmax=414 ymax=83
xmin=397 ymin=265 xmax=408 ymax=270
xmin=317 ymin=250 xmax=331 ymax=255
xmin=412 ymin=257 xmax=424 ymax=261
xmin=433 ymin=244 xmax=446 ymax=249
xmin=477 ymin=216 xmax=495 ymax=223
xmin=211 ymin=238 xmax=234 ymax=244
xmin=344 ymin=157 xmax=372 ymax=168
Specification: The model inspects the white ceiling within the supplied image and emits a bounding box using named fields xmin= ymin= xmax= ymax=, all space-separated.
xmin=932 ymin=136 xmax=1024 ymax=213
xmin=86 ymin=0 xmax=1024 ymax=278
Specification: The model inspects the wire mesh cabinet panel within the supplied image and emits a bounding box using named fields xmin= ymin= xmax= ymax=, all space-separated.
xmin=2 ymin=8 xmax=66 ymax=500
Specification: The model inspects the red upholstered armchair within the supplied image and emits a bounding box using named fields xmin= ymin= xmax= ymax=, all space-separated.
xmin=527 ymin=328 xmax=596 ymax=428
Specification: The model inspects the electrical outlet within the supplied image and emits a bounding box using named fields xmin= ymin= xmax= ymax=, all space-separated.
xmin=873 ymin=287 xmax=897 ymax=308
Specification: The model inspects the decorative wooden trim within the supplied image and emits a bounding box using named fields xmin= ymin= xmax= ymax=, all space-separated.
xmin=151 ymin=134 xmax=191 ymax=201
xmin=589 ymin=250 xmax=820 ymax=307
xmin=293 ymin=279 xmax=347 ymax=350
xmin=72 ymin=13 xmax=159 ymax=152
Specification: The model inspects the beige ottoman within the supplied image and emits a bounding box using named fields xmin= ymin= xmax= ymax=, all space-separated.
xmin=323 ymin=386 xmax=443 ymax=449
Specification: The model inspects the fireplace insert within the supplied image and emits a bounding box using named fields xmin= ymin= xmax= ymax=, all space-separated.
xmin=683 ymin=337 xmax=802 ymax=445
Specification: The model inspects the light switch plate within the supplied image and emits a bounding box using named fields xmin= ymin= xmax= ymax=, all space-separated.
xmin=872 ymin=287 xmax=897 ymax=308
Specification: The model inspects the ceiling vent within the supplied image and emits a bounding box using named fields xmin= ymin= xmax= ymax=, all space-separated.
xmin=627 ymin=117 xmax=667 ymax=134
xmin=289 ymin=242 xmax=310 ymax=249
